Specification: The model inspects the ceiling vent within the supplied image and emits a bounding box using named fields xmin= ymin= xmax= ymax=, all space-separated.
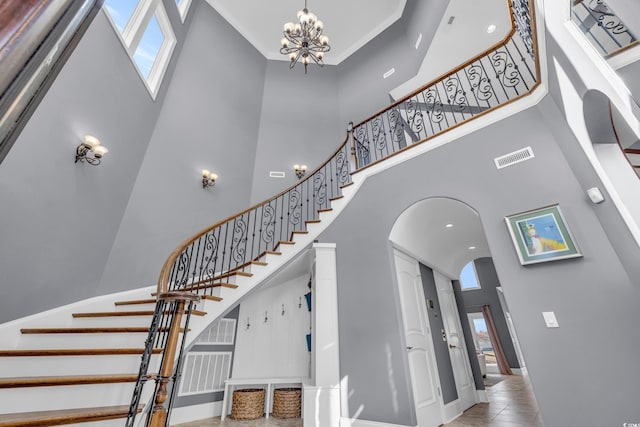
xmin=494 ymin=146 xmax=535 ymax=169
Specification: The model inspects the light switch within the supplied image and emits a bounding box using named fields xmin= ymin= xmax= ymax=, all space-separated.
xmin=542 ymin=311 xmax=559 ymax=328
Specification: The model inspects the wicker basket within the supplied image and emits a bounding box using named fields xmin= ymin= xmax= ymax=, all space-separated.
xmin=272 ymin=388 xmax=302 ymax=418
xmin=230 ymin=388 xmax=265 ymax=420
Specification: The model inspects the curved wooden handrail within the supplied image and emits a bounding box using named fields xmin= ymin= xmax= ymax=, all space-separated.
xmin=156 ymin=134 xmax=351 ymax=295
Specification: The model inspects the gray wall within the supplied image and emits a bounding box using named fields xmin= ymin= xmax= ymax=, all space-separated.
xmin=320 ymin=104 xmax=640 ymax=426
xmin=249 ymin=60 xmax=342 ymax=204
xmin=456 ymin=257 xmax=520 ymax=369
xmin=419 ymin=263 xmax=458 ymax=405
xmin=336 ymin=0 xmax=450 ymax=126
xmin=617 ymin=60 xmax=640 ymax=107
xmin=98 ymin=0 xmax=266 ymax=294
xmin=0 ymin=0 xmax=189 ymax=322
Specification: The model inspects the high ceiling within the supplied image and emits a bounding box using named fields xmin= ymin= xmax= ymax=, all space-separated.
xmin=204 ymin=0 xmax=407 ymax=65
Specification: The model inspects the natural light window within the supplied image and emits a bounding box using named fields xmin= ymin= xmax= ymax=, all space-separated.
xmin=133 ymin=15 xmax=164 ymax=80
xmin=103 ymin=0 xmax=176 ymax=98
xmin=460 ymin=261 xmax=481 ymax=291
xmin=175 ymin=0 xmax=192 ymax=21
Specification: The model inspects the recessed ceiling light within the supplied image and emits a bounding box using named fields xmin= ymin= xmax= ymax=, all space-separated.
xmin=445 ymin=223 xmax=454 ymax=228
xmin=487 ymin=24 xmax=497 ymax=34
xmin=468 ymin=246 xmax=477 ymax=250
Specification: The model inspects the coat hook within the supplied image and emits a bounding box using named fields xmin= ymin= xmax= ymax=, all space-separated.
xmin=246 ymin=316 xmax=251 ymax=330
xmin=298 ymin=296 xmax=302 ymax=308
xmin=282 ymin=304 xmax=285 ymax=316
xmin=264 ymin=310 xmax=268 ymax=323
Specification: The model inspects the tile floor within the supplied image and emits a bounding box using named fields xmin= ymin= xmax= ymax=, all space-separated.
xmin=172 ymin=374 xmax=540 ymax=427
xmin=443 ymin=374 xmax=542 ymax=426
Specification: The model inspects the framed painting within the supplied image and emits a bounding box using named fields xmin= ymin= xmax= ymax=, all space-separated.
xmin=505 ymin=204 xmax=582 ymax=265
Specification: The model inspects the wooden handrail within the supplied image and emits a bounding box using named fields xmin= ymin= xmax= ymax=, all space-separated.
xmin=156 ymin=135 xmax=350 ymax=295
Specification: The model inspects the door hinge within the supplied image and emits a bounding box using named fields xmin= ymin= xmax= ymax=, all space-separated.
xmin=437 ymin=387 xmax=441 ymax=396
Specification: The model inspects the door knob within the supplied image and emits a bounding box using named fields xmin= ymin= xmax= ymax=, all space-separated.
xmin=449 ymin=344 xmax=457 ymax=349
xmin=406 ymin=346 xmax=414 ymax=351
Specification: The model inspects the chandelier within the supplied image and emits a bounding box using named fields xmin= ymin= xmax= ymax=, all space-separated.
xmin=280 ymin=0 xmax=331 ymax=73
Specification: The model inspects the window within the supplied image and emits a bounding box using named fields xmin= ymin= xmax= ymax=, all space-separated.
xmin=103 ymin=0 xmax=137 ymax=32
xmin=175 ymin=0 xmax=192 ymax=21
xmin=460 ymin=261 xmax=481 ymax=290
xmin=103 ymin=0 xmax=176 ymax=98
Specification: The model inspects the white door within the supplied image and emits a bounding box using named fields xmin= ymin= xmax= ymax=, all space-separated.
xmin=394 ymin=249 xmax=443 ymax=427
xmin=434 ymin=272 xmax=477 ymax=411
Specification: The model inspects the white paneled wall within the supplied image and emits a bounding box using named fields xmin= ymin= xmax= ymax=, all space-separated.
xmin=232 ymin=274 xmax=311 ymax=379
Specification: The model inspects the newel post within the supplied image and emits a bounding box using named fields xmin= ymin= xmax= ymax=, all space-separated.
xmin=148 ymin=292 xmax=200 ymax=427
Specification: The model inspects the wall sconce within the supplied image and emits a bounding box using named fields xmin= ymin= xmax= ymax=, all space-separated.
xmin=75 ymin=135 xmax=108 ymax=165
xmin=202 ymin=170 xmax=218 ymax=188
xmin=294 ymin=164 xmax=307 ymax=179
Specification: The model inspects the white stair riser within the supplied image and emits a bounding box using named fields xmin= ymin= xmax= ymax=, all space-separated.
xmin=0 ymin=382 xmax=154 ymax=414
xmin=17 ymin=333 xmax=149 ymax=349
xmin=0 ymin=354 xmax=162 ymax=377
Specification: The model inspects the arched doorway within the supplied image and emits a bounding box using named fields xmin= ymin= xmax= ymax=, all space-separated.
xmin=389 ymin=197 xmax=538 ymax=425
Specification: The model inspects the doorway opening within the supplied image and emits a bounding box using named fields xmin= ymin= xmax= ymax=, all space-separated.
xmin=389 ymin=197 xmax=540 ymax=425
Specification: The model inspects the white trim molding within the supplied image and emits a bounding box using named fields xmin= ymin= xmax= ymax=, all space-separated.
xmin=340 ymin=418 xmax=414 ymax=427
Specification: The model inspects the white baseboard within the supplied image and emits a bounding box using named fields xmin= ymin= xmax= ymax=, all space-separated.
xmin=168 ymin=401 xmax=222 ymax=426
xmin=340 ymin=417 xmax=413 ymax=427
xmin=511 ymin=368 xmax=523 ymax=375
xmin=476 ymin=389 xmax=489 ymax=402
xmin=443 ymin=400 xmax=462 ymax=423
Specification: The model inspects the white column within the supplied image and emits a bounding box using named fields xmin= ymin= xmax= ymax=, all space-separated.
xmin=303 ymin=243 xmax=341 ymax=427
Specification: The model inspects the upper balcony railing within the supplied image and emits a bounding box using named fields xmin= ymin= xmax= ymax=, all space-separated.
xmin=571 ymin=0 xmax=638 ymax=58
xmin=128 ymin=0 xmax=540 ymax=425
xmin=353 ymin=0 xmax=539 ymax=169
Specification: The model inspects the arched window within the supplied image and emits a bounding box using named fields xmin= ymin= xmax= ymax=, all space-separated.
xmin=460 ymin=261 xmax=480 ymax=291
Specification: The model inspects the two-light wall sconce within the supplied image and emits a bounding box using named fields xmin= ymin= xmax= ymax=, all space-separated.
xmin=75 ymin=135 xmax=108 ymax=165
xmin=294 ymin=164 xmax=307 ymax=179
xmin=202 ymin=169 xmax=218 ymax=188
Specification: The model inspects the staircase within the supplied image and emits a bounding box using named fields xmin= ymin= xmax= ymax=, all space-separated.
xmin=0 ymin=0 xmax=539 ymax=425
xmin=0 ymin=179 xmax=358 ymax=427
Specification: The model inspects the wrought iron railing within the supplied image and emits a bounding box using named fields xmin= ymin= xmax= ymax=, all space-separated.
xmin=128 ymin=0 xmax=539 ymax=425
xmin=126 ymin=140 xmax=352 ymax=426
xmin=353 ymin=0 xmax=539 ymax=168
xmin=571 ymin=0 xmax=638 ymax=57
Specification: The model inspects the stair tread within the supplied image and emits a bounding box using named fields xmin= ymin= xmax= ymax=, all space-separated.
xmin=114 ymin=299 xmax=156 ymax=306
xmin=0 ymin=348 xmax=162 ymax=357
xmin=318 ymin=208 xmax=333 ymax=213
xmin=72 ymin=310 xmax=206 ymax=318
xmin=201 ymin=295 xmax=223 ymax=302
xmin=305 ymin=219 xmax=321 ymax=224
xmin=623 ymin=148 xmax=640 ymax=154
xmin=0 ymin=404 xmax=142 ymax=427
xmin=21 ymin=327 xmax=185 ymax=334
xmin=340 ymin=182 xmax=354 ymax=188
xmin=329 ymin=195 xmax=344 ymax=201
xmin=0 ymin=373 xmax=151 ymax=388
